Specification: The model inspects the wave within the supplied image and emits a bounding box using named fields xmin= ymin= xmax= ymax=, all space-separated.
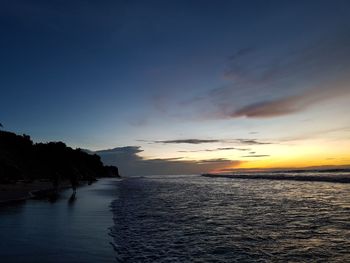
xmin=202 ymin=171 xmax=350 ymax=183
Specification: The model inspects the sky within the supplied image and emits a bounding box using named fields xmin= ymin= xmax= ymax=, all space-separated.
xmin=1 ymin=0 xmax=350 ymax=175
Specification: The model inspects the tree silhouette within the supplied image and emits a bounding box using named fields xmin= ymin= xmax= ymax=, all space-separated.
xmin=0 ymin=130 xmax=120 ymax=184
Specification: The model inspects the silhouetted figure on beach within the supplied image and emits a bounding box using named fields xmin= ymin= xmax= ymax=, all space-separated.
xmin=52 ymin=172 xmax=60 ymax=194
xmin=70 ymin=173 xmax=78 ymax=195
xmin=71 ymin=176 xmax=78 ymax=194
xmin=68 ymin=192 xmax=76 ymax=205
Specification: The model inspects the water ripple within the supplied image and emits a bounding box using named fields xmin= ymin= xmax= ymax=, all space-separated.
xmin=110 ymin=175 xmax=350 ymax=262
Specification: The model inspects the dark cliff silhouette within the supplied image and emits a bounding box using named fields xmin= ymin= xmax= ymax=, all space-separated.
xmin=0 ymin=130 xmax=120 ymax=185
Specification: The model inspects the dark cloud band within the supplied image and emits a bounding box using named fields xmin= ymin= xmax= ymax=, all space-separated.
xmin=94 ymin=146 xmax=241 ymax=176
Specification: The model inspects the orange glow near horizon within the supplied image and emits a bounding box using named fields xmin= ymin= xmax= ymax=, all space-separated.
xmin=224 ymin=140 xmax=350 ymax=171
xmin=137 ymin=129 xmax=350 ymax=174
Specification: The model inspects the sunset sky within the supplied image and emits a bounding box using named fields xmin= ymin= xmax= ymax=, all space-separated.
xmin=1 ymin=0 xmax=350 ymax=175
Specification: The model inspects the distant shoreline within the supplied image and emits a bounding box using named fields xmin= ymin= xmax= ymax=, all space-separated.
xmin=0 ymin=130 xmax=120 ymax=204
xmin=202 ymin=173 xmax=350 ymax=184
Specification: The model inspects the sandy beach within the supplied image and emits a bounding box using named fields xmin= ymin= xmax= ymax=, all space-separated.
xmin=0 ymin=178 xmax=117 ymax=263
xmin=0 ymin=181 xmax=72 ymax=204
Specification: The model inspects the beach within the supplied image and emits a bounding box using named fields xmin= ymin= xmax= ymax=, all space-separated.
xmin=0 ymin=178 xmax=118 ymax=263
xmin=0 ymin=181 xmax=79 ymax=204
xmin=1 ymin=174 xmax=350 ymax=262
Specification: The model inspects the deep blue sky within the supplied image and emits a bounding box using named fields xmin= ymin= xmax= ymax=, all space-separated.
xmin=1 ymin=0 xmax=350 ymax=174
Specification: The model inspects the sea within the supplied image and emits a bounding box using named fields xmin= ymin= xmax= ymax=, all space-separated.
xmin=1 ymin=173 xmax=350 ymax=262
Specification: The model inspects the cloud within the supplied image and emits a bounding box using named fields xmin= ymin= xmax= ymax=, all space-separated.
xmin=241 ymin=155 xmax=270 ymax=158
xmin=232 ymin=95 xmax=305 ymax=118
xmin=179 ymin=31 xmax=350 ymax=120
xmin=217 ymin=147 xmax=249 ymax=151
xmin=96 ymin=146 xmax=143 ymax=154
xmin=153 ymin=139 xmax=219 ymax=144
xmin=94 ymin=146 xmax=241 ymax=176
xmin=178 ymin=147 xmax=249 ymax=153
xmin=196 ymin=158 xmax=235 ymax=164
xmin=236 ymin=139 xmax=271 ymax=145
xmin=225 ymin=32 xmax=350 ymax=84
xmin=147 ymin=138 xmax=271 ymax=145
xmin=231 ymin=84 xmax=350 ymax=118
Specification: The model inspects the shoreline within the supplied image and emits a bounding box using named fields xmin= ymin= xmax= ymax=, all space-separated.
xmin=0 ymin=176 xmax=120 ymax=205
xmin=202 ymin=173 xmax=350 ymax=184
xmin=0 ymin=180 xmax=88 ymax=204
xmin=0 ymin=178 xmax=117 ymax=262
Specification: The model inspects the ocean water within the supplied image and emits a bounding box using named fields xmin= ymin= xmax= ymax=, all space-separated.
xmin=110 ymin=175 xmax=350 ymax=262
xmin=1 ymin=175 xmax=350 ymax=262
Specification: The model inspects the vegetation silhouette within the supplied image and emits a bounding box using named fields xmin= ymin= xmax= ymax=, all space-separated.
xmin=0 ymin=130 xmax=120 ymax=191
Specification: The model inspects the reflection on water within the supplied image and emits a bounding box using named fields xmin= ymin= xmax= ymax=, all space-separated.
xmin=1 ymin=175 xmax=349 ymax=262
xmin=110 ymin=175 xmax=350 ymax=262
xmin=68 ymin=193 xmax=77 ymax=205
xmin=0 ymin=179 xmax=117 ymax=263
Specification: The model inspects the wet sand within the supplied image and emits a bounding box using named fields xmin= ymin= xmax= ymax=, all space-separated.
xmin=0 ymin=181 xmax=72 ymax=203
xmin=0 ymin=178 xmax=119 ymax=263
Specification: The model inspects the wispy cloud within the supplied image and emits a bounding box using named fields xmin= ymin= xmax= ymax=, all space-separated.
xmin=178 ymin=31 xmax=350 ymax=120
xmin=231 ymin=84 xmax=350 ymax=118
xmin=217 ymin=147 xmax=249 ymax=151
xmin=146 ymin=138 xmax=272 ymax=145
xmin=232 ymin=95 xmax=306 ymax=118
xmin=196 ymin=158 xmax=235 ymax=164
xmin=236 ymin=139 xmax=271 ymax=145
xmin=153 ymin=139 xmax=219 ymax=144
xmin=178 ymin=147 xmax=249 ymax=153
